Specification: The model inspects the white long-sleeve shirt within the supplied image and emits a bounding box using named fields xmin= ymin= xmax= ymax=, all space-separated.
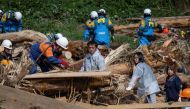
xmin=80 ymin=49 xmax=106 ymax=72
xmin=128 ymin=62 xmax=160 ymax=95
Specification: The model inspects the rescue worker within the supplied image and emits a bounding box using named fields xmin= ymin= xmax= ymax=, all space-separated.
xmin=1 ymin=11 xmax=22 ymax=33
xmin=83 ymin=11 xmax=98 ymax=42
xmin=0 ymin=39 xmax=13 ymax=65
xmin=80 ymin=41 xmax=106 ymax=72
xmin=126 ymin=52 xmax=160 ymax=103
xmin=98 ymin=9 xmax=115 ymax=42
xmin=164 ymin=64 xmax=182 ymax=102
xmin=30 ymin=37 xmax=69 ymax=73
xmin=92 ymin=9 xmax=114 ymax=48
xmin=46 ymin=33 xmax=64 ymax=42
xmin=179 ymin=88 xmax=190 ymax=109
xmin=0 ymin=10 xmax=3 ymax=33
xmin=137 ymin=8 xmax=157 ymax=46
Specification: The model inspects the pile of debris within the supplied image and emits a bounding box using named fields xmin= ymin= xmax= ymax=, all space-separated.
xmin=0 ymin=17 xmax=190 ymax=106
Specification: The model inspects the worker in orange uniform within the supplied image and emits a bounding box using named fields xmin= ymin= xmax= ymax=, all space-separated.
xmin=0 ymin=39 xmax=13 ymax=65
xmin=29 ymin=37 xmax=69 ymax=73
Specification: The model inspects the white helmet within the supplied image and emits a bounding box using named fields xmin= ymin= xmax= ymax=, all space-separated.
xmin=144 ymin=8 xmax=151 ymax=15
xmin=0 ymin=10 xmax=3 ymax=14
xmin=56 ymin=37 xmax=68 ymax=49
xmin=14 ymin=12 xmax=22 ymax=20
xmin=90 ymin=11 xmax=98 ymax=19
xmin=98 ymin=9 xmax=106 ymax=14
xmin=1 ymin=39 xmax=12 ymax=49
xmin=55 ymin=33 xmax=63 ymax=39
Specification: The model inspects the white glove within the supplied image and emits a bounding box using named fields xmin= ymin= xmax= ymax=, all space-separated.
xmin=126 ymin=86 xmax=132 ymax=91
xmin=178 ymin=97 xmax=181 ymax=102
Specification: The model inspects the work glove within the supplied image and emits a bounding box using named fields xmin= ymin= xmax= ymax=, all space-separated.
xmin=157 ymin=24 xmax=163 ymax=33
xmin=111 ymin=35 xmax=115 ymax=42
xmin=137 ymin=30 xmax=143 ymax=36
xmin=126 ymin=86 xmax=132 ymax=91
xmin=61 ymin=60 xmax=69 ymax=69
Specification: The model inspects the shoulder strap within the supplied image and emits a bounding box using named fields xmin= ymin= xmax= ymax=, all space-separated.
xmin=36 ymin=43 xmax=52 ymax=62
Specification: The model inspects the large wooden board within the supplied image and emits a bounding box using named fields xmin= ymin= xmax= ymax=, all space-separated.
xmin=24 ymin=71 xmax=111 ymax=79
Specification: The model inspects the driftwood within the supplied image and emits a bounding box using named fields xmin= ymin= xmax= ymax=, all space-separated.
xmin=108 ymin=63 xmax=132 ymax=75
xmin=105 ymin=44 xmax=130 ymax=65
xmin=0 ymin=30 xmax=48 ymax=43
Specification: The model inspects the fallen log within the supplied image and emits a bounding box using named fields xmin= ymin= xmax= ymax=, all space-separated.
xmin=108 ymin=63 xmax=132 ymax=75
xmin=0 ymin=85 xmax=86 ymax=109
xmin=0 ymin=30 xmax=48 ymax=43
xmin=114 ymin=16 xmax=190 ymax=33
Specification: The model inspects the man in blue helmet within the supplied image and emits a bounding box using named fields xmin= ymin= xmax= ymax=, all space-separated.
xmin=0 ymin=10 xmax=4 ymax=33
xmin=137 ymin=8 xmax=158 ymax=46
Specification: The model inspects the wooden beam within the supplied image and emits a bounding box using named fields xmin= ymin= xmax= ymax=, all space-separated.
xmin=107 ymin=102 xmax=190 ymax=109
xmin=0 ymin=85 xmax=86 ymax=109
xmin=0 ymin=30 xmax=48 ymax=43
xmin=24 ymin=71 xmax=111 ymax=79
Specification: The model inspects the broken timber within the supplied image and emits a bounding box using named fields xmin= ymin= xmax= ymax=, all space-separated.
xmin=114 ymin=16 xmax=190 ymax=34
xmin=0 ymin=85 xmax=86 ymax=109
xmin=0 ymin=30 xmax=48 ymax=43
xmin=24 ymin=71 xmax=111 ymax=79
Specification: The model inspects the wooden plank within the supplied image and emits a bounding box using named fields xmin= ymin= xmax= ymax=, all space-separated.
xmin=107 ymin=102 xmax=190 ymax=109
xmin=24 ymin=71 xmax=111 ymax=79
xmin=0 ymin=85 xmax=86 ymax=109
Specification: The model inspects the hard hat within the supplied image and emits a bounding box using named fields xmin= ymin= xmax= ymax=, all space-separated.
xmin=56 ymin=37 xmax=68 ymax=49
xmin=14 ymin=12 xmax=22 ymax=20
xmin=180 ymin=88 xmax=190 ymax=98
xmin=55 ymin=33 xmax=63 ymax=39
xmin=98 ymin=9 xmax=106 ymax=14
xmin=144 ymin=8 xmax=151 ymax=15
xmin=1 ymin=39 xmax=12 ymax=49
xmin=0 ymin=10 xmax=3 ymax=14
xmin=90 ymin=11 xmax=98 ymax=19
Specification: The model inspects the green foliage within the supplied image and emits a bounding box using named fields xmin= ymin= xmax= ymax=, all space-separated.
xmin=0 ymin=0 xmax=180 ymax=40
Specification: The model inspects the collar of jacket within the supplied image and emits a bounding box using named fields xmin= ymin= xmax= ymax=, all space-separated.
xmin=86 ymin=49 xmax=101 ymax=58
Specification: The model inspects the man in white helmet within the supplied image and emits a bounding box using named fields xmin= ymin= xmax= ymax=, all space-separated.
xmin=29 ymin=37 xmax=69 ymax=73
xmin=137 ymin=8 xmax=158 ymax=46
xmin=0 ymin=10 xmax=3 ymax=33
xmin=0 ymin=39 xmax=13 ymax=65
xmin=91 ymin=8 xmax=114 ymax=48
xmin=46 ymin=33 xmax=64 ymax=42
xmin=83 ymin=11 xmax=98 ymax=42
xmin=1 ymin=10 xmax=22 ymax=33
xmin=98 ymin=9 xmax=106 ymax=18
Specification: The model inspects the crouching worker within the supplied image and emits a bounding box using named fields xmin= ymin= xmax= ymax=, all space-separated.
xmin=29 ymin=37 xmax=69 ymax=73
xmin=80 ymin=41 xmax=106 ymax=72
xmin=0 ymin=39 xmax=13 ymax=65
xmin=126 ymin=52 xmax=160 ymax=103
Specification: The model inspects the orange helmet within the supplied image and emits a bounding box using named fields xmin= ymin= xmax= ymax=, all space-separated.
xmin=163 ymin=28 xmax=169 ymax=34
xmin=180 ymin=88 xmax=190 ymax=98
